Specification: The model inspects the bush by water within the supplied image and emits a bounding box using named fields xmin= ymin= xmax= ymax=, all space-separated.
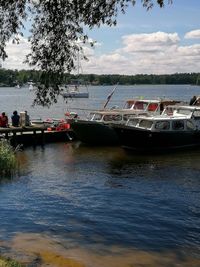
xmin=0 ymin=139 xmax=17 ymax=177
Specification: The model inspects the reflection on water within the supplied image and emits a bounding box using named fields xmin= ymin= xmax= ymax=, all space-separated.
xmin=0 ymin=142 xmax=200 ymax=266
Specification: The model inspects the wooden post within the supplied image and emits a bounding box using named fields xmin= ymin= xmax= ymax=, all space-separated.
xmin=12 ymin=132 xmax=17 ymax=147
xmin=41 ymin=129 xmax=45 ymax=146
xmin=33 ymin=130 xmax=37 ymax=146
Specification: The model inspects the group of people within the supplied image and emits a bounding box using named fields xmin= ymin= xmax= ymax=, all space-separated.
xmin=0 ymin=110 xmax=29 ymax=128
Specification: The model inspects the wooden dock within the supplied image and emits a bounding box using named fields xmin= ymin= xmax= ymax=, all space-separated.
xmin=0 ymin=126 xmax=75 ymax=146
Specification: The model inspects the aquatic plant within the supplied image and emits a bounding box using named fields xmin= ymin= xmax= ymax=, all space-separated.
xmin=0 ymin=139 xmax=17 ymax=177
xmin=0 ymin=256 xmax=23 ymax=267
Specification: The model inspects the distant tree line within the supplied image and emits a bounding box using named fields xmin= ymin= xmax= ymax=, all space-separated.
xmin=0 ymin=68 xmax=200 ymax=87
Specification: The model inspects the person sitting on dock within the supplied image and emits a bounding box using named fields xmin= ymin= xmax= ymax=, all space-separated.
xmin=0 ymin=112 xmax=8 ymax=127
xmin=11 ymin=110 xmax=20 ymax=127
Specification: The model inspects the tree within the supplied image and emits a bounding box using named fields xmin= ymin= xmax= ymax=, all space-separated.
xmin=0 ymin=0 xmax=171 ymax=106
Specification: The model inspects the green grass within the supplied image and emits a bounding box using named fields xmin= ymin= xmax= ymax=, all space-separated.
xmin=0 ymin=139 xmax=17 ymax=177
xmin=0 ymin=256 xmax=23 ymax=267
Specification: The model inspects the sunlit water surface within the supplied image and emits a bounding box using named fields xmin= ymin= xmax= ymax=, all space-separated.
xmin=0 ymin=85 xmax=200 ymax=266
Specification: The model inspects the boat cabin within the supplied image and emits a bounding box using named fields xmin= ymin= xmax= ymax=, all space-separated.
xmin=127 ymin=117 xmax=196 ymax=132
xmin=88 ymin=110 xmax=137 ymax=124
xmin=162 ymin=105 xmax=200 ymax=117
xmin=124 ymin=99 xmax=181 ymax=114
xmin=127 ymin=105 xmax=200 ymax=132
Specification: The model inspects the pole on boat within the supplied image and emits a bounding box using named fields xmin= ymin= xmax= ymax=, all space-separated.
xmin=103 ymin=83 xmax=118 ymax=109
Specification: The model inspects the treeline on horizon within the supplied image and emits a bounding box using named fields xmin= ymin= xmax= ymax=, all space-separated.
xmin=0 ymin=68 xmax=200 ymax=87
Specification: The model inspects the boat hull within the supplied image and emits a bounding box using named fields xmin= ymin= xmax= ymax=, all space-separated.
xmin=71 ymin=120 xmax=119 ymax=145
xmin=61 ymin=92 xmax=89 ymax=98
xmin=112 ymin=124 xmax=200 ymax=152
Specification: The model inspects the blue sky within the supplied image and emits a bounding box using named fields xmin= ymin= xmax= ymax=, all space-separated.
xmin=88 ymin=0 xmax=200 ymax=47
xmin=3 ymin=0 xmax=200 ymax=75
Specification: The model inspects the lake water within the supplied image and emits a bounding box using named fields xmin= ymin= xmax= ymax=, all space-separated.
xmin=0 ymin=85 xmax=200 ymax=267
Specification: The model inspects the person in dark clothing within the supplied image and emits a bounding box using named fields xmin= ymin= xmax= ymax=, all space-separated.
xmin=190 ymin=95 xmax=197 ymax=105
xmin=11 ymin=110 xmax=20 ymax=127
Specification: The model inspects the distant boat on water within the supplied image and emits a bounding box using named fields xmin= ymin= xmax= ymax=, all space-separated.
xmin=61 ymin=49 xmax=89 ymax=99
xmin=28 ymin=81 xmax=36 ymax=91
xmin=15 ymin=84 xmax=21 ymax=89
xmin=61 ymin=79 xmax=89 ymax=98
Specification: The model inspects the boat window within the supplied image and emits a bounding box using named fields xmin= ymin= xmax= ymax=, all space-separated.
xmin=163 ymin=107 xmax=174 ymax=115
xmin=193 ymin=110 xmax=200 ymax=118
xmin=112 ymin=114 xmax=122 ymax=121
xmin=123 ymin=114 xmax=135 ymax=121
xmin=176 ymin=109 xmax=192 ymax=116
xmin=186 ymin=120 xmax=196 ymax=130
xmin=90 ymin=113 xmax=103 ymax=121
xmin=125 ymin=101 xmax=135 ymax=109
xmin=103 ymin=115 xmax=113 ymax=121
xmin=88 ymin=113 xmax=95 ymax=120
xmin=147 ymin=103 xmax=159 ymax=112
xmin=172 ymin=120 xmax=184 ymax=130
xmin=133 ymin=101 xmax=148 ymax=110
xmin=128 ymin=119 xmax=139 ymax=126
xmin=139 ymin=119 xmax=153 ymax=129
xmin=155 ymin=121 xmax=170 ymax=130
xmin=103 ymin=114 xmax=122 ymax=122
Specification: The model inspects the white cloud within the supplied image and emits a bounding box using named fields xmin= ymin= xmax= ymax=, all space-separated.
xmin=121 ymin=32 xmax=180 ymax=53
xmin=3 ymin=37 xmax=31 ymax=70
xmin=83 ymin=31 xmax=200 ymax=75
xmin=3 ymin=31 xmax=200 ymax=75
xmin=185 ymin=29 xmax=200 ymax=39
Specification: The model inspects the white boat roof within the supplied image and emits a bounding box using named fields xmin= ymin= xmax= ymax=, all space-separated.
xmin=168 ymin=105 xmax=200 ymax=110
xmin=131 ymin=113 xmax=191 ymax=121
xmin=90 ymin=109 xmax=149 ymax=115
xmin=126 ymin=98 xmax=181 ymax=103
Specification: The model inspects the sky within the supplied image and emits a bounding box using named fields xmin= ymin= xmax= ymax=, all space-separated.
xmin=2 ymin=0 xmax=200 ymax=75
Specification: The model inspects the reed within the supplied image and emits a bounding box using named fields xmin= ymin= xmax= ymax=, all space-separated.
xmin=0 ymin=139 xmax=17 ymax=177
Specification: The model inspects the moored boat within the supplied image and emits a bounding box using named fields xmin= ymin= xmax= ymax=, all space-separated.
xmin=70 ymin=109 xmax=136 ymax=145
xmin=61 ymin=79 xmax=89 ymax=98
xmin=69 ymin=98 xmax=182 ymax=145
xmin=61 ymin=90 xmax=89 ymax=98
xmin=111 ymin=105 xmax=200 ymax=152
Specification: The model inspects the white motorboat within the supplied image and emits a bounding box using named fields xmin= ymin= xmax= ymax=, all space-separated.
xmin=69 ymin=98 xmax=182 ymax=145
xmin=111 ymin=105 xmax=200 ymax=152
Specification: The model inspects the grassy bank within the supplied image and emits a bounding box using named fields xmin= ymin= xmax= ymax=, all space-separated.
xmin=0 ymin=139 xmax=17 ymax=177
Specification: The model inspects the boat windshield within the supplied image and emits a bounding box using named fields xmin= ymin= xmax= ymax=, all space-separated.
xmin=176 ymin=108 xmax=192 ymax=116
xmin=147 ymin=103 xmax=159 ymax=112
xmin=162 ymin=106 xmax=175 ymax=115
xmin=139 ymin=119 xmax=153 ymax=129
xmin=124 ymin=101 xmax=135 ymax=109
xmin=133 ymin=101 xmax=148 ymax=110
xmin=193 ymin=110 xmax=200 ymax=118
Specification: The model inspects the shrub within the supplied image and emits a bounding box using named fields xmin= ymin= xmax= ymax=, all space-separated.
xmin=0 ymin=256 xmax=23 ymax=267
xmin=0 ymin=139 xmax=17 ymax=177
